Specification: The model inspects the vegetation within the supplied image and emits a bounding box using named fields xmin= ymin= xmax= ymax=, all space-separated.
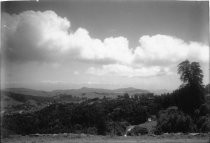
xmin=128 ymin=126 xmax=149 ymax=136
xmin=2 ymin=60 xmax=210 ymax=137
xmin=155 ymin=60 xmax=209 ymax=133
xmin=177 ymin=60 xmax=205 ymax=114
xmin=2 ymin=95 xmax=150 ymax=136
xmin=156 ymin=106 xmax=195 ymax=133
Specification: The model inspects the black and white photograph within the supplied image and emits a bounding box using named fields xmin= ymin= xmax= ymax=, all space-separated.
xmin=1 ymin=0 xmax=210 ymax=143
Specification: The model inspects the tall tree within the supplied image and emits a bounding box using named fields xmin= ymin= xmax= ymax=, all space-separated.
xmin=178 ymin=60 xmax=203 ymax=87
xmin=177 ymin=60 xmax=205 ymax=115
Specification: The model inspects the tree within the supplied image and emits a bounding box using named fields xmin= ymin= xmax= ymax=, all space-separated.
xmin=178 ymin=60 xmax=203 ymax=87
xmin=205 ymin=84 xmax=210 ymax=94
xmin=177 ymin=60 xmax=205 ymax=115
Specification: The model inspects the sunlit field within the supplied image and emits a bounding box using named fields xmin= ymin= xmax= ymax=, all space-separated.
xmin=2 ymin=134 xmax=210 ymax=143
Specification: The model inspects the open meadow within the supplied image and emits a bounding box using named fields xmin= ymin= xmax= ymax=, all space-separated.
xmin=2 ymin=134 xmax=210 ymax=143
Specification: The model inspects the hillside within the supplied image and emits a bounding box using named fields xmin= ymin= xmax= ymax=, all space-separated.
xmin=53 ymin=87 xmax=150 ymax=98
xmin=53 ymin=87 xmax=115 ymax=98
xmin=4 ymin=87 xmax=150 ymax=98
xmin=1 ymin=87 xmax=151 ymax=113
xmin=5 ymin=88 xmax=54 ymax=97
xmin=1 ymin=91 xmax=53 ymax=113
xmin=113 ymin=87 xmax=149 ymax=94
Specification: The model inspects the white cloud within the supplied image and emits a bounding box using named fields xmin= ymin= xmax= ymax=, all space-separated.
xmin=134 ymin=35 xmax=209 ymax=65
xmin=87 ymin=64 xmax=172 ymax=77
xmin=68 ymin=28 xmax=133 ymax=63
xmin=41 ymin=80 xmax=66 ymax=84
xmin=2 ymin=11 xmax=71 ymax=62
xmin=2 ymin=10 xmax=132 ymax=64
xmin=73 ymin=71 xmax=79 ymax=75
xmin=2 ymin=10 xmax=209 ymax=78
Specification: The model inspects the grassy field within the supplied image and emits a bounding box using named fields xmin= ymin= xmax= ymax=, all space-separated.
xmin=2 ymin=133 xmax=210 ymax=143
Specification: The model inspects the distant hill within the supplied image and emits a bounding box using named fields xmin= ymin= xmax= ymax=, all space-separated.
xmin=3 ymin=87 xmax=151 ymax=99
xmin=53 ymin=87 xmax=112 ymax=95
xmin=113 ymin=87 xmax=149 ymax=94
xmin=53 ymin=87 xmax=116 ymax=99
xmin=1 ymin=91 xmax=53 ymax=113
xmin=150 ymin=89 xmax=172 ymax=95
xmin=53 ymin=87 xmax=150 ymax=98
xmin=4 ymin=88 xmax=54 ymax=97
xmin=1 ymin=87 xmax=151 ymax=113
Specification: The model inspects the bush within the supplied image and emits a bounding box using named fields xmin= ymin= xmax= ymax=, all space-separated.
xmin=156 ymin=106 xmax=195 ymax=134
xmin=106 ymin=121 xmax=128 ymax=136
xmin=196 ymin=115 xmax=210 ymax=132
xmin=198 ymin=104 xmax=210 ymax=116
xmin=86 ymin=127 xmax=97 ymax=135
xmin=73 ymin=124 xmax=83 ymax=134
xmin=128 ymin=126 xmax=148 ymax=136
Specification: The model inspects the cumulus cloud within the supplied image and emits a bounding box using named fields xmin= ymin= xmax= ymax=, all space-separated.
xmin=87 ymin=64 xmax=172 ymax=77
xmin=68 ymin=28 xmax=133 ymax=63
xmin=2 ymin=11 xmax=71 ymax=62
xmin=2 ymin=10 xmax=132 ymax=64
xmin=2 ymin=10 xmax=209 ymax=77
xmin=134 ymin=35 xmax=209 ymax=65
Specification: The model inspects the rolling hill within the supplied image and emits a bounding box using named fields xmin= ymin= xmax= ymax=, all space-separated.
xmin=1 ymin=91 xmax=53 ymax=113
xmin=1 ymin=87 xmax=151 ymax=113
xmin=4 ymin=88 xmax=54 ymax=97
xmin=53 ymin=87 xmax=150 ymax=98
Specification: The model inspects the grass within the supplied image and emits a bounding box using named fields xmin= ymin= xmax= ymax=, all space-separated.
xmin=2 ymin=133 xmax=210 ymax=143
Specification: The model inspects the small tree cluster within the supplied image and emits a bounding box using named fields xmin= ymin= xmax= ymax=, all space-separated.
xmin=156 ymin=106 xmax=195 ymax=133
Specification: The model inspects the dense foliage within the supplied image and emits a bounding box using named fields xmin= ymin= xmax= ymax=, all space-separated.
xmin=155 ymin=60 xmax=209 ymax=133
xmin=2 ymin=94 xmax=150 ymax=135
xmin=205 ymin=84 xmax=210 ymax=94
xmin=156 ymin=106 xmax=195 ymax=133
xmin=177 ymin=60 xmax=205 ymax=115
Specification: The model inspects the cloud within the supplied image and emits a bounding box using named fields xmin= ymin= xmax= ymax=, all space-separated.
xmin=73 ymin=71 xmax=79 ymax=75
xmin=134 ymin=35 xmax=209 ymax=65
xmin=41 ymin=80 xmax=66 ymax=84
xmin=2 ymin=11 xmax=71 ymax=62
xmin=2 ymin=10 xmax=132 ymax=64
xmin=87 ymin=64 xmax=172 ymax=77
xmin=2 ymin=10 xmax=209 ymax=77
xmin=68 ymin=28 xmax=133 ymax=64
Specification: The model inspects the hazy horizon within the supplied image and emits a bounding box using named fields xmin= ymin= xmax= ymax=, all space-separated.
xmin=2 ymin=83 xmax=173 ymax=92
xmin=1 ymin=1 xmax=209 ymax=91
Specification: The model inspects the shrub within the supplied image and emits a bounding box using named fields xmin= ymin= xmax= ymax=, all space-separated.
xmin=196 ymin=115 xmax=210 ymax=132
xmin=128 ymin=126 xmax=148 ymax=136
xmin=156 ymin=106 xmax=195 ymax=134
xmin=73 ymin=124 xmax=83 ymax=134
xmin=106 ymin=121 xmax=128 ymax=136
xmin=86 ymin=127 xmax=97 ymax=135
xmin=198 ymin=104 xmax=210 ymax=116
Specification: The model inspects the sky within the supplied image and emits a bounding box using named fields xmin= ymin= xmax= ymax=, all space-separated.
xmin=1 ymin=0 xmax=209 ymax=91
